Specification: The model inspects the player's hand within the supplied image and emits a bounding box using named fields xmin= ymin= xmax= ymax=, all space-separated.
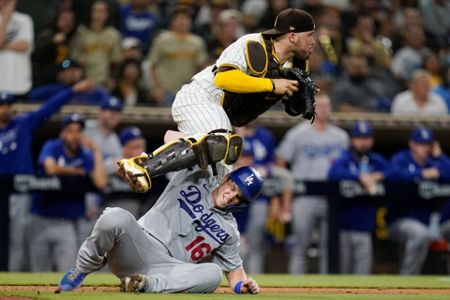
xmin=432 ymin=141 xmax=442 ymax=158
xmin=241 ymin=278 xmax=260 ymax=294
xmin=359 ymin=173 xmax=377 ymax=196
xmin=271 ymin=79 xmax=298 ymax=97
xmin=422 ymin=167 xmax=440 ymax=179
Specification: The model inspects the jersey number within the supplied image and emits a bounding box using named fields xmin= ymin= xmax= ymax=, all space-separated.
xmin=185 ymin=236 xmax=211 ymax=261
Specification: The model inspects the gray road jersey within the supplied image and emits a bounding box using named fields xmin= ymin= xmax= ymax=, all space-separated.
xmin=84 ymin=120 xmax=122 ymax=175
xmin=277 ymin=121 xmax=349 ymax=180
xmin=138 ymin=164 xmax=242 ymax=272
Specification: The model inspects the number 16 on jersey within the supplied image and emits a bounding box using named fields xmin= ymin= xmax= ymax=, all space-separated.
xmin=185 ymin=236 xmax=211 ymax=261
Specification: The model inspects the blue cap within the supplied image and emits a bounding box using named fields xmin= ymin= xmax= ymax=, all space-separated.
xmin=61 ymin=113 xmax=85 ymax=129
xmin=230 ymin=166 xmax=263 ymax=202
xmin=0 ymin=91 xmax=14 ymax=104
xmin=120 ymin=126 xmax=144 ymax=145
xmin=58 ymin=58 xmax=81 ymax=71
xmin=410 ymin=127 xmax=434 ymax=144
xmin=351 ymin=120 xmax=373 ymax=137
xmin=100 ymin=96 xmax=123 ymax=111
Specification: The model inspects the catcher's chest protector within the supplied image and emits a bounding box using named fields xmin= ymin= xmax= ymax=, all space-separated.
xmin=222 ymin=37 xmax=306 ymax=127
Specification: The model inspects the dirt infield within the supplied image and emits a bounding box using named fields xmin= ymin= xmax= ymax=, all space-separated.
xmin=1 ymin=285 xmax=450 ymax=295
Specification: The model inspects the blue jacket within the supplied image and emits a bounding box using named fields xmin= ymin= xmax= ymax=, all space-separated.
xmin=387 ymin=149 xmax=450 ymax=224
xmin=0 ymin=89 xmax=74 ymax=174
xmin=328 ymin=150 xmax=389 ymax=232
xmin=31 ymin=139 xmax=94 ymax=219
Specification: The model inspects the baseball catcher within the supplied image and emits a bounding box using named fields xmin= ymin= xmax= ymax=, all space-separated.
xmin=120 ymin=8 xmax=318 ymax=189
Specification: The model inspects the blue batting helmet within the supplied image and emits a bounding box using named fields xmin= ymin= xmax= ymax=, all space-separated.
xmin=230 ymin=166 xmax=263 ymax=203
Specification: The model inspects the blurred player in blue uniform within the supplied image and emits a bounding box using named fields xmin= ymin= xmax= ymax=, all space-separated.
xmin=26 ymin=113 xmax=106 ymax=271
xmin=388 ymin=127 xmax=450 ymax=274
xmin=328 ymin=121 xmax=390 ymax=274
xmin=0 ymin=79 xmax=93 ymax=271
xmin=235 ymin=124 xmax=293 ymax=274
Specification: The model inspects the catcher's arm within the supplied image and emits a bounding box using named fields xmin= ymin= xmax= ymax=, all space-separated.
xmin=224 ymin=267 xmax=260 ymax=294
xmin=214 ymin=67 xmax=298 ymax=96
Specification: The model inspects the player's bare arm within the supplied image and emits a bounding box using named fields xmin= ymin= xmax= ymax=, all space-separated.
xmin=225 ymin=267 xmax=260 ymax=294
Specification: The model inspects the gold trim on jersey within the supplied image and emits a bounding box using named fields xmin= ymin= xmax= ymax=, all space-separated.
xmin=245 ymin=40 xmax=268 ymax=77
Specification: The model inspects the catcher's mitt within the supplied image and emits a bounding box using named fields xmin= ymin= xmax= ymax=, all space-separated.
xmin=281 ymin=67 xmax=318 ymax=122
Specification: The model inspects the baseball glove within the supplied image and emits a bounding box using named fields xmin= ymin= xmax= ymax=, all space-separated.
xmin=281 ymin=67 xmax=318 ymax=122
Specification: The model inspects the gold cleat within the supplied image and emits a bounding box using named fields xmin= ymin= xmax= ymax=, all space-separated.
xmin=117 ymin=153 xmax=151 ymax=193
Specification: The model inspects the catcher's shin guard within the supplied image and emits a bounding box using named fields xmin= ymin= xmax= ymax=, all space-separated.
xmin=143 ymin=132 xmax=243 ymax=177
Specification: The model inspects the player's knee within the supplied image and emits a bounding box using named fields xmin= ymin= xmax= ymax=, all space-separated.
xmin=96 ymin=207 xmax=134 ymax=232
xmin=201 ymin=263 xmax=223 ymax=292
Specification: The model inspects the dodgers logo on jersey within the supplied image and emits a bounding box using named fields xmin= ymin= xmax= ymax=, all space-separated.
xmin=178 ymin=185 xmax=231 ymax=245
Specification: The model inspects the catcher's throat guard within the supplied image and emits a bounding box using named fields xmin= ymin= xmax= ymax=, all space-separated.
xmin=143 ymin=133 xmax=243 ymax=178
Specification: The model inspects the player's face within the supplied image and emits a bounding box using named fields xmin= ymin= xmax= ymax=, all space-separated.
xmin=292 ymin=30 xmax=316 ymax=60
xmin=351 ymin=137 xmax=373 ymax=155
xmin=212 ymin=177 xmax=245 ymax=210
xmin=91 ymin=1 xmax=109 ymax=26
xmin=61 ymin=123 xmax=83 ymax=153
xmin=99 ymin=110 xmax=121 ymax=130
xmin=0 ymin=104 xmax=12 ymax=126
xmin=410 ymin=141 xmax=433 ymax=162
xmin=314 ymin=94 xmax=331 ymax=122
xmin=123 ymin=138 xmax=146 ymax=158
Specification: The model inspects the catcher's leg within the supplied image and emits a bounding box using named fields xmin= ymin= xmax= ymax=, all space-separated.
xmin=117 ymin=132 xmax=243 ymax=193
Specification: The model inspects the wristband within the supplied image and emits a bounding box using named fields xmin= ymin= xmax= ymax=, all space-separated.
xmin=234 ymin=281 xmax=244 ymax=294
xmin=271 ymin=79 xmax=276 ymax=92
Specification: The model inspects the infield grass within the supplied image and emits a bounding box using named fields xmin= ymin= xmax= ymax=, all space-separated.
xmin=1 ymin=273 xmax=450 ymax=300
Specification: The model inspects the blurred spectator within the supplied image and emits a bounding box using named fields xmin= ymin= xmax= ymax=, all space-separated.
xmin=120 ymin=0 xmax=159 ymax=54
xmin=29 ymin=58 xmax=109 ymax=105
xmin=346 ymin=13 xmax=392 ymax=70
xmin=391 ymin=69 xmax=448 ymax=115
xmin=0 ymin=0 xmax=33 ymax=97
xmin=308 ymin=45 xmax=335 ymax=93
xmin=241 ymin=0 xmax=268 ymax=31
xmin=111 ymin=58 xmax=153 ymax=106
xmin=0 ymin=80 xmax=93 ymax=271
xmin=120 ymin=37 xmax=154 ymax=95
xmin=70 ymin=0 xmax=122 ymax=87
xmin=32 ymin=8 xmax=78 ymax=86
xmin=388 ymin=127 xmax=450 ymax=274
xmin=391 ymin=23 xmax=430 ymax=84
xmin=315 ymin=5 xmax=343 ymax=75
xmin=26 ymin=113 xmax=106 ymax=272
xmin=418 ymin=0 xmax=450 ymax=49
xmin=422 ymin=50 xmax=444 ymax=88
xmin=433 ymin=64 xmax=450 ymax=110
xmin=330 ymin=55 xmax=395 ymax=112
xmin=277 ymin=93 xmax=349 ymax=274
xmin=122 ymin=36 xmax=144 ymax=60
xmin=329 ymin=121 xmax=390 ymax=274
xmin=258 ymin=0 xmax=289 ymax=31
xmin=207 ymin=9 xmax=244 ymax=61
xmin=147 ymin=8 xmax=207 ymax=106
xmin=102 ymin=126 xmax=148 ymax=218
xmin=194 ymin=0 xmax=230 ymax=38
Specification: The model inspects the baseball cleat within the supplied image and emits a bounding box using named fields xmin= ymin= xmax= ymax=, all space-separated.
xmin=117 ymin=153 xmax=151 ymax=193
xmin=58 ymin=267 xmax=87 ymax=291
xmin=120 ymin=274 xmax=147 ymax=293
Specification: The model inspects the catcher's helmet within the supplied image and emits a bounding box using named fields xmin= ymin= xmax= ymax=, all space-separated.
xmin=226 ymin=166 xmax=263 ymax=211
